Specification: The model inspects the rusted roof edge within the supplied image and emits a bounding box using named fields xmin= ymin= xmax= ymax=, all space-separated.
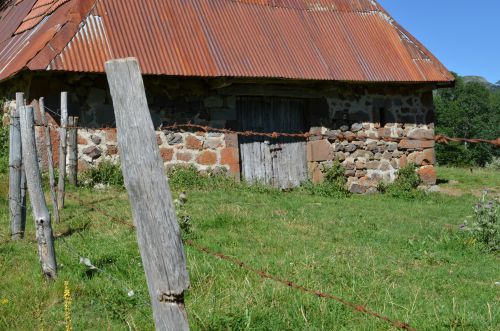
xmin=0 ymin=0 xmax=97 ymax=82
xmin=375 ymin=2 xmax=455 ymax=84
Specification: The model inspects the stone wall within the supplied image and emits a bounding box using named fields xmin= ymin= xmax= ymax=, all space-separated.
xmin=307 ymin=91 xmax=437 ymax=193
xmin=77 ymin=128 xmax=240 ymax=178
xmin=3 ymin=73 xmax=438 ymax=192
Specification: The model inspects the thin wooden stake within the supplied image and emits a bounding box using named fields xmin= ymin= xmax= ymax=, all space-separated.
xmin=67 ymin=116 xmax=79 ymax=186
xmin=9 ymin=95 xmax=24 ymax=239
xmin=17 ymin=94 xmax=27 ymax=230
xmin=19 ymin=105 xmax=57 ymax=279
xmin=106 ymin=58 xmax=190 ymax=331
xmin=39 ymin=98 xmax=60 ymax=223
xmin=57 ymin=92 xmax=68 ymax=209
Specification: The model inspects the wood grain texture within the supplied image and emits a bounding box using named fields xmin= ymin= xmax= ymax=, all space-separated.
xmin=39 ymin=98 xmax=60 ymax=223
xmin=18 ymin=94 xmax=27 ymax=231
xmin=57 ymin=92 xmax=68 ymax=209
xmin=9 ymin=94 xmax=24 ymax=239
xmin=19 ymin=105 xmax=57 ymax=279
xmin=105 ymin=58 xmax=190 ymax=331
xmin=67 ymin=116 xmax=78 ymax=186
xmin=237 ymin=96 xmax=308 ymax=188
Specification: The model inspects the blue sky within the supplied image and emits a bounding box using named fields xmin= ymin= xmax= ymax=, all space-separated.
xmin=377 ymin=0 xmax=500 ymax=84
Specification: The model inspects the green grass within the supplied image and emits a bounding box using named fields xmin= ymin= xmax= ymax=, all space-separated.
xmin=437 ymin=166 xmax=500 ymax=196
xmin=0 ymin=168 xmax=499 ymax=330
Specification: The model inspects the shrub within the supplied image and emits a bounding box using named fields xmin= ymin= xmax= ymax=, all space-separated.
xmin=379 ymin=163 xmax=423 ymax=199
xmin=174 ymin=192 xmax=192 ymax=239
xmin=0 ymin=123 xmax=8 ymax=175
xmin=304 ymin=161 xmax=349 ymax=198
xmin=485 ymin=157 xmax=500 ymax=171
xmin=0 ymin=100 xmax=8 ymax=175
xmin=167 ymin=165 xmax=237 ymax=191
xmin=81 ymin=161 xmax=124 ymax=188
xmin=462 ymin=192 xmax=499 ymax=253
xmin=324 ymin=160 xmax=346 ymax=186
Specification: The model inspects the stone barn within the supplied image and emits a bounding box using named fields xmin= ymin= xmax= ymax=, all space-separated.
xmin=0 ymin=0 xmax=454 ymax=191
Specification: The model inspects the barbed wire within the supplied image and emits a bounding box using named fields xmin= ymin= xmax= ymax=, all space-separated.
xmin=164 ymin=123 xmax=500 ymax=146
xmin=42 ymin=105 xmax=60 ymax=118
xmin=65 ymin=191 xmax=135 ymax=230
xmin=185 ymin=240 xmax=416 ymax=331
xmin=29 ymin=121 xmax=499 ymax=146
xmin=65 ymin=191 xmax=416 ymax=330
xmin=53 ymin=193 xmax=151 ymax=303
xmin=57 ymin=235 xmax=137 ymax=298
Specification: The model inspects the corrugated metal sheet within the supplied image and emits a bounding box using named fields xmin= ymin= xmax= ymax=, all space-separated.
xmin=0 ymin=0 xmax=95 ymax=81
xmin=0 ymin=0 xmax=37 ymax=44
xmin=16 ymin=0 xmax=70 ymax=34
xmin=1 ymin=0 xmax=454 ymax=84
xmin=49 ymin=10 xmax=113 ymax=72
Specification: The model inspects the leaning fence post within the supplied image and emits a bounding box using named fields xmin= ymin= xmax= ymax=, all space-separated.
xmin=57 ymin=92 xmax=68 ymax=209
xmin=9 ymin=96 xmax=24 ymax=239
xmin=40 ymin=98 xmax=60 ymax=223
xmin=106 ymin=58 xmax=190 ymax=331
xmin=19 ymin=105 xmax=57 ymax=279
xmin=67 ymin=116 xmax=79 ymax=186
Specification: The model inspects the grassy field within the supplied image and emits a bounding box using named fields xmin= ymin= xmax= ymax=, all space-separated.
xmin=0 ymin=167 xmax=498 ymax=330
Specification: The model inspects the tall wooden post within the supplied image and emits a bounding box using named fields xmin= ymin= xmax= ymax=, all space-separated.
xmin=67 ymin=116 xmax=79 ymax=186
xmin=19 ymin=105 xmax=57 ymax=279
xmin=106 ymin=58 xmax=190 ymax=331
xmin=16 ymin=94 xmax=27 ymax=231
xmin=57 ymin=92 xmax=68 ymax=209
xmin=9 ymin=96 xmax=24 ymax=239
xmin=39 ymin=98 xmax=60 ymax=223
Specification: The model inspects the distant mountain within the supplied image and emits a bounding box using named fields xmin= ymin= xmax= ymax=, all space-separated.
xmin=463 ymin=76 xmax=499 ymax=91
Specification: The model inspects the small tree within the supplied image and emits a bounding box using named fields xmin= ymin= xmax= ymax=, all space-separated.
xmin=435 ymin=73 xmax=500 ymax=166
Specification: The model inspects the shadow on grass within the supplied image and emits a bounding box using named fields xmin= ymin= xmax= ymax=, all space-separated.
xmin=54 ymin=222 xmax=91 ymax=239
xmin=436 ymin=178 xmax=449 ymax=185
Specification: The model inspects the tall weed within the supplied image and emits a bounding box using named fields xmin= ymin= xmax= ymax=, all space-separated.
xmin=168 ymin=165 xmax=237 ymax=191
xmin=462 ymin=192 xmax=499 ymax=253
xmin=81 ymin=161 xmax=124 ymax=188
xmin=379 ymin=163 xmax=424 ymax=199
xmin=0 ymin=125 xmax=8 ymax=175
xmin=303 ymin=161 xmax=350 ymax=198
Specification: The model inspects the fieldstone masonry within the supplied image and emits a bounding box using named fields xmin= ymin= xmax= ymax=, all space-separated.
xmin=307 ymin=91 xmax=437 ymax=193
xmin=307 ymin=122 xmax=436 ymax=193
xmin=76 ymin=128 xmax=240 ymax=178
xmin=2 ymin=73 xmax=438 ymax=192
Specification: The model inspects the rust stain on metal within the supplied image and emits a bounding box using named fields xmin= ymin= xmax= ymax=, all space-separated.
xmin=0 ymin=0 xmax=454 ymax=84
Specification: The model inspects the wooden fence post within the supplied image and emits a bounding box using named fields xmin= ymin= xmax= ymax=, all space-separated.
xmin=20 ymin=168 xmax=27 ymax=229
xmin=57 ymin=92 xmax=68 ymax=209
xmin=17 ymin=92 xmax=27 ymax=233
xmin=67 ymin=116 xmax=79 ymax=186
xmin=39 ymin=98 xmax=60 ymax=223
xmin=9 ymin=96 xmax=24 ymax=239
xmin=105 ymin=58 xmax=190 ymax=331
xmin=19 ymin=105 xmax=57 ymax=279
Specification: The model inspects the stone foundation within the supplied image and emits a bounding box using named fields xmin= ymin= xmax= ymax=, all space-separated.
xmin=2 ymin=73 xmax=438 ymax=192
xmin=307 ymin=90 xmax=437 ymax=192
xmin=76 ymin=129 xmax=240 ymax=178
xmin=307 ymin=123 xmax=436 ymax=193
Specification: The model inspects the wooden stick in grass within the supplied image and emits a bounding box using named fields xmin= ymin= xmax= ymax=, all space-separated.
xmin=39 ymin=98 xmax=60 ymax=223
xmin=9 ymin=94 xmax=24 ymax=239
xmin=19 ymin=105 xmax=57 ymax=279
xmin=106 ymin=58 xmax=190 ymax=331
xmin=67 ymin=116 xmax=79 ymax=186
xmin=57 ymin=92 xmax=68 ymax=209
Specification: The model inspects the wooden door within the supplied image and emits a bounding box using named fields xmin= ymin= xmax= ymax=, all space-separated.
xmin=237 ymin=96 xmax=307 ymax=188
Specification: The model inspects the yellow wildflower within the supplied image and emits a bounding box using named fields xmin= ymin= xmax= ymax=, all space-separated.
xmin=1 ymin=298 xmax=8 ymax=305
xmin=64 ymin=281 xmax=73 ymax=331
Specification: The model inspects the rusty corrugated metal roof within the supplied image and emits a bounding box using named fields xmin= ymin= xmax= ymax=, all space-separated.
xmin=0 ymin=0 xmax=454 ymax=84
